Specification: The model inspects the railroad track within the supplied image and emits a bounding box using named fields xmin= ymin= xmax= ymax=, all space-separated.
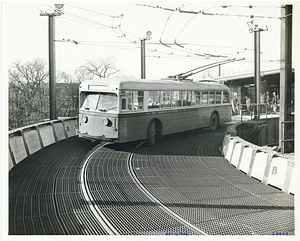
xmin=9 ymin=128 xmax=294 ymax=235
xmin=127 ymin=142 xmax=207 ymax=235
xmin=81 ymin=141 xmax=207 ymax=235
xmin=81 ymin=142 xmax=120 ymax=235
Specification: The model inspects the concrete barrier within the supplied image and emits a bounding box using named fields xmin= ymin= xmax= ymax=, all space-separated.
xmin=39 ymin=123 xmax=56 ymax=147
xmin=9 ymin=132 xmax=28 ymax=165
xmin=267 ymin=156 xmax=288 ymax=190
xmin=63 ymin=118 xmax=78 ymax=138
xmin=8 ymin=117 xmax=78 ymax=171
xmin=222 ymin=126 xmax=295 ymax=194
xmin=222 ymin=134 xmax=231 ymax=157
xmin=288 ymin=160 xmax=297 ymax=194
xmin=230 ymin=142 xmax=243 ymax=167
xmin=53 ymin=122 xmax=66 ymax=141
xmin=238 ymin=146 xmax=254 ymax=174
xmin=23 ymin=127 xmax=42 ymax=155
xmin=251 ymin=152 xmax=269 ymax=182
xmin=224 ymin=138 xmax=236 ymax=162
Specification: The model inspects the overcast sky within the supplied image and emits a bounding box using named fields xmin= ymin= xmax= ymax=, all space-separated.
xmin=2 ymin=1 xmax=299 ymax=80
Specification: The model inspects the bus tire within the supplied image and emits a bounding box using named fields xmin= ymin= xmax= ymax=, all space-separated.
xmin=210 ymin=112 xmax=219 ymax=130
xmin=146 ymin=121 xmax=156 ymax=146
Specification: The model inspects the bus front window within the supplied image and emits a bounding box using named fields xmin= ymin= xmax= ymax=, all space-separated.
xmin=97 ymin=93 xmax=118 ymax=112
xmin=81 ymin=93 xmax=99 ymax=111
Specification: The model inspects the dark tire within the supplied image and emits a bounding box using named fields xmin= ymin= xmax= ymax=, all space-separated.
xmin=146 ymin=121 xmax=156 ymax=146
xmin=210 ymin=112 xmax=219 ymax=130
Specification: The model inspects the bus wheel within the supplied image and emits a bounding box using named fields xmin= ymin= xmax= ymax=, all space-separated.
xmin=146 ymin=121 xmax=156 ymax=146
xmin=210 ymin=112 xmax=219 ymax=130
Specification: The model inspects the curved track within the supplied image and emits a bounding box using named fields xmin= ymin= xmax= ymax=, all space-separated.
xmin=9 ymin=127 xmax=294 ymax=235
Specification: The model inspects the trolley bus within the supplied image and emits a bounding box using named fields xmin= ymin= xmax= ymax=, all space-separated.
xmin=78 ymin=78 xmax=231 ymax=145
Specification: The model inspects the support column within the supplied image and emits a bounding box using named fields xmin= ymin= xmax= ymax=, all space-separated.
xmin=279 ymin=5 xmax=293 ymax=152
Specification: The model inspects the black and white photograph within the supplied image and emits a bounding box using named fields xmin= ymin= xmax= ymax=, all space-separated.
xmin=2 ymin=1 xmax=299 ymax=239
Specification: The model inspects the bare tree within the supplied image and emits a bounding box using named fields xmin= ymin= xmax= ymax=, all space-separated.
xmin=202 ymin=69 xmax=214 ymax=79
xmin=73 ymin=67 xmax=87 ymax=84
xmin=78 ymin=56 xmax=121 ymax=80
xmin=56 ymin=71 xmax=79 ymax=117
xmin=9 ymin=59 xmax=48 ymax=128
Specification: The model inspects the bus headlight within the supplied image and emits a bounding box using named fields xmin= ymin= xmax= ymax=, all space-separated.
xmin=82 ymin=115 xmax=88 ymax=123
xmin=103 ymin=118 xmax=111 ymax=126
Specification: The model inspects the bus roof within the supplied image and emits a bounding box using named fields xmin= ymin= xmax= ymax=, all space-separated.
xmin=80 ymin=78 xmax=229 ymax=92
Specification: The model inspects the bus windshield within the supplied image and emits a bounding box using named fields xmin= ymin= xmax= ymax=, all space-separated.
xmin=81 ymin=92 xmax=118 ymax=112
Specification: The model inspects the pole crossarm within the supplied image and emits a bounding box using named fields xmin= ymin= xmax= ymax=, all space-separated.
xmin=40 ymin=12 xmax=61 ymax=17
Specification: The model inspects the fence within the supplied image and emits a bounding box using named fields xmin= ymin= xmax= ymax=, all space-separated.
xmin=8 ymin=117 xmax=78 ymax=170
xmin=238 ymin=103 xmax=278 ymax=122
xmin=9 ymin=99 xmax=79 ymax=130
xmin=222 ymin=127 xmax=296 ymax=194
xmin=281 ymin=121 xmax=294 ymax=153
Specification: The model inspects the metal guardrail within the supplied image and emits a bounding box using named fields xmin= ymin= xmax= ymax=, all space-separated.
xmin=238 ymin=103 xmax=276 ymax=122
xmin=280 ymin=120 xmax=294 ymax=153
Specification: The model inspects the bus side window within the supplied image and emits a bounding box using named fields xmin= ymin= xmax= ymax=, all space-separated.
xmin=183 ymin=91 xmax=192 ymax=106
xmin=172 ymin=91 xmax=181 ymax=107
xmin=201 ymin=91 xmax=208 ymax=105
xmin=148 ymin=91 xmax=160 ymax=109
xmin=161 ymin=91 xmax=171 ymax=108
xmin=122 ymin=98 xmax=126 ymax=110
xmin=208 ymin=91 xmax=215 ymax=105
xmin=216 ymin=91 xmax=221 ymax=104
xmin=137 ymin=91 xmax=144 ymax=110
xmin=193 ymin=91 xmax=200 ymax=106
xmin=222 ymin=91 xmax=230 ymax=104
xmin=133 ymin=91 xmax=144 ymax=110
xmin=127 ymin=91 xmax=133 ymax=110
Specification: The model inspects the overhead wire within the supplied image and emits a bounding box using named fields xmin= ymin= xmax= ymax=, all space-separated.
xmin=151 ymin=3 xmax=284 ymax=60
xmin=41 ymin=3 xmax=283 ymax=65
xmin=63 ymin=3 xmax=123 ymax=18
xmin=45 ymin=3 xmax=142 ymax=43
xmin=157 ymin=5 xmax=227 ymax=58
xmin=159 ymin=6 xmax=179 ymax=48
xmin=32 ymin=4 xmax=43 ymax=12
xmin=137 ymin=3 xmax=285 ymax=18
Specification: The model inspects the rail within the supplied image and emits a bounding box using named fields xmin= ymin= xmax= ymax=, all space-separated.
xmin=280 ymin=120 xmax=294 ymax=153
xmin=127 ymin=142 xmax=207 ymax=235
xmin=238 ymin=103 xmax=276 ymax=122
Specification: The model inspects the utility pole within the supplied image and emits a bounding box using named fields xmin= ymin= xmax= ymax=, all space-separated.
xmin=247 ymin=20 xmax=267 ymax=120
xmin=279 ymin=5 xmax=293 ymax=153
xmin=40 ymin=4 xmax=63 ymax=120
xmin=141 ymin=31 xmax=152 ymax=79
xmin=141 ymin=38 xmax=146 ymax=79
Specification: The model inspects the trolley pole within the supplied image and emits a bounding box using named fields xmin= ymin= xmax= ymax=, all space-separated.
xmin=40 ymin=6 xmax=62 ymax=120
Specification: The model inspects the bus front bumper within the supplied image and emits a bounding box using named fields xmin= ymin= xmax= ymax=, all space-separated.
xmin=78 ymin=132 xmax=118 ymax=142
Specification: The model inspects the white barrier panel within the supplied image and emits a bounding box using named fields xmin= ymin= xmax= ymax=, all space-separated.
xmin=9 ymin=118 xmax=79 ymax=171
xmin=222 ymin=134 xmax=231 ymax=156
xmin=23 ymin=128 xmax=41 ymax=155
xmin=251 ymin=152 xmax=269 ymax=182
xmin=9 ymin=135 xmax=27 ymax=165
xmin=63 ymin=119 xmax=78 ymax=137
xmin=231 ymin=142 xmax=243 ymax=167
xmin=9 ymin=153 xmax=14 ymax=170
xmin=267 ymin=157 xmax=288 ymax=190
xmin=239 ymin=147 xmax=253 ymax=173
xmin=39 ymin=124 xmax=56 ymax=147
xmin=288 ymin=161 xmax=297 ymax=195
xmin=53 ymin=122 xmax=66 ymax=141
xmin=225 ymin=139 xmax=235 ymax=162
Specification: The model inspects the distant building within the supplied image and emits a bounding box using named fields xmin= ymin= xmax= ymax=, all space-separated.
xmin=214 ymin=69 xmax=294 ymax=112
